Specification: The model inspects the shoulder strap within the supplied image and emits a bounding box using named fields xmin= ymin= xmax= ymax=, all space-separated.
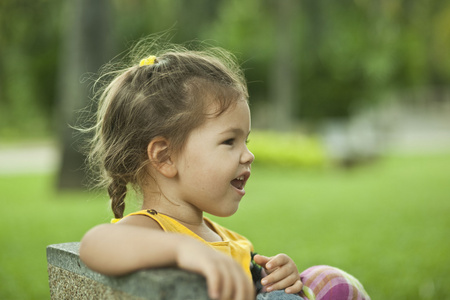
xmin=113 ymin=209 xmax=203 ymax=242
xmin=125 ymin=209 xmax=168 ymax=231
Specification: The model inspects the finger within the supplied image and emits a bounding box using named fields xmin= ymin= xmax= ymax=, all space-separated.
xmin=234 ymin=272 xmax=254 ymax=300
xmin=253 ymin=254 xmax=270 ymax=267
xmin=225 ymin=263 xmax=253 ymax=300
xmin=285 ymin=279 xmax=303 ymax=294
xmin=205 ymin=268 xmax=221 ymax=300
xmin=245 ymin=281 xmax=256 ymax=300
xmin=261 ymin=260 xmax=300 ymax=285
xmin=219 ymin=267 xmax=233 ymax=300
xmin=261 ymin=263 xmax=294 ymax=285
xmin=233 ymin=271 xmax=245 ymax=300
xmin=265 ymin=254 xmax=290 ymax=270
xmin=265 ymin=273 xmax=300 ymax=292
xmin=247 ymin=280 xmax=256 ymax=300
xmin=233 ymin=277 xmax=244 ymax=300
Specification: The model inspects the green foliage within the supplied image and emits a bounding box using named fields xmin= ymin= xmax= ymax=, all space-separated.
xmin=0 ymin=0 xmax=61 ymax=138
xmin=1 ymin=152 xmax=449 ymax=299
xmin=1 ymin=0 xmax=450 ymax=137
xmin=249 ymin=131 xmax=327 ymax=167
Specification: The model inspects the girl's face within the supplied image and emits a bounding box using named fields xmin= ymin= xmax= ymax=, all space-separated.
xmin=174 ymin=99 xmax=254 ymax=217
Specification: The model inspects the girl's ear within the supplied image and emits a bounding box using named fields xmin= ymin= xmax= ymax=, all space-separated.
xmin=147 ymin=137 xmax=177 ymax=178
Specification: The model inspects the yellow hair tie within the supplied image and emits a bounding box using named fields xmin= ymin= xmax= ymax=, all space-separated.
xmin=139 ymin=56 xmax=157 ymax=67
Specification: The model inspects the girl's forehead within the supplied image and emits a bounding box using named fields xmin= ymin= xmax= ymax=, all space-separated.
xmin=203 ymin=100 xmax=250 ymax=127
xmin=183 ymin=100 xmax=250 ymax=146
xmin=204 ymin=96 xmax=249 ymax=115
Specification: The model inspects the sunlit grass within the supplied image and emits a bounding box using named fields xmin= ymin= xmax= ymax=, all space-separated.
xmin=0 ymin=152 xmax=449 ymax=299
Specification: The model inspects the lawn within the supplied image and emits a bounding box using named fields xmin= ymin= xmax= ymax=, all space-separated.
xmin=0 ymin=152 xmax=449 ymax=299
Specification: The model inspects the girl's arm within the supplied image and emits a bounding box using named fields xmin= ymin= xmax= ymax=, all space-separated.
xmin=80 ymin=223 xmax=185 ymax=275
xmin=253 ymin=254 xmax=303 ymax=294
xmin=79 ymin=222 xmax=254 ymax=300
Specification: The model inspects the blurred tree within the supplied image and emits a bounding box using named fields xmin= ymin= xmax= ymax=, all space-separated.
xmin=56 ymin=0 xmax=114 ymax=189
xmin=1 ymin=0 xmax=450 ymax=142
xmin=202 ymin=0 xmax=277 ymax=128
xmin=269 ymin=0 xmax=299 ymax=130
xmin=0 ymin=0 xmax=61 ymax=137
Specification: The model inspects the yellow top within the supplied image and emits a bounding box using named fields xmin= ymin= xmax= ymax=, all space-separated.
xmin=112 ymin=209 xmax=253 ymax=279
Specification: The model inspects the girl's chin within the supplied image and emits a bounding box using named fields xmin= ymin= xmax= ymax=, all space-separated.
xmin=209 ymin=205 xmax=240 ymax=218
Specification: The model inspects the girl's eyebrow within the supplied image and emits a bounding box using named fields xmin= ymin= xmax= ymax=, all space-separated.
xmin=220 ymin=128 xmax=251 ymax=137
xmin=220 ymin=127 xmax=243 ymax=134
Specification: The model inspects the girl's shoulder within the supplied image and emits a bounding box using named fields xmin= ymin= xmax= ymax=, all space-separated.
xmin=113 ymin=209 xmax=193 ymax=235
xmin=112 ymin=210 xmax=163 ymax=230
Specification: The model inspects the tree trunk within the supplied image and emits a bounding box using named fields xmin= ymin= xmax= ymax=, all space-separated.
xmin=56 ymin=0 xmax=113 ymax=190
xmin=270 ymin=0 xmax=299 ymax=131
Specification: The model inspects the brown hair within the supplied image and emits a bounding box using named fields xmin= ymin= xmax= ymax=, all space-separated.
xmin=87 ymin=42 xmax=248 ymax=218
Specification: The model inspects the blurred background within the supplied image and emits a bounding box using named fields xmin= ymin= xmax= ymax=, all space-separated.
xmin=1 ymin=0 xmax=449 ymax=299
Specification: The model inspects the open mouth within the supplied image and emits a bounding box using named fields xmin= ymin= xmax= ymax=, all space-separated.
xmin=230 ymin=173 xmax=250 ymax=191
xmin=231 ymin=176 xmax=245 ymax=190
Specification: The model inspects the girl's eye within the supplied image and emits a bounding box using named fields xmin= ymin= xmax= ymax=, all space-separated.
xmin=223 ymin=138 xmax=235 ymax=145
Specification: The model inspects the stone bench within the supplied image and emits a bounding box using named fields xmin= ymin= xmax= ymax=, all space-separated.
xmin=46 ymin=243 xmax=210 ymax=299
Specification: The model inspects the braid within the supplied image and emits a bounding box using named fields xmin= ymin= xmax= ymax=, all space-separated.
xmin=108 ymin=178 xmax=127 ymax=218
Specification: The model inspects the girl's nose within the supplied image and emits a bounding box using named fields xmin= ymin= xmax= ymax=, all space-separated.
xmin=241 ymin=146 xmax=255 ymax=165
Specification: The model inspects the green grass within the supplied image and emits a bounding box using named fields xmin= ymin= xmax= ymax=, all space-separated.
xmin=1 ymin=152 xmax=449 ymax=299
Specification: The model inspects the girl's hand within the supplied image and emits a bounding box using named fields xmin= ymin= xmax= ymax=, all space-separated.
xmin=176 ymin=237 xmax=255 ymax=300
xmin=253 ymin=254 xmax=303 ymax=294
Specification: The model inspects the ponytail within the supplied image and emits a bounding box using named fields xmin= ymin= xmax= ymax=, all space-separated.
xmin=108 ymin=178 xmax=127 ymax=218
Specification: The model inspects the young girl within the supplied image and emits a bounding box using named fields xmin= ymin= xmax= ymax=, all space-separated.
xmin=79 ymin=42 xmax=370 ymax=300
